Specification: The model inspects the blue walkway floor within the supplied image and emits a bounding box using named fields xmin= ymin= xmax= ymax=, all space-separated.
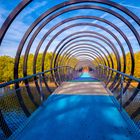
xmin=70 ymin=72 xmax=99 ymax=82
xmin=10 ymin=73 xmax=139 ymax=140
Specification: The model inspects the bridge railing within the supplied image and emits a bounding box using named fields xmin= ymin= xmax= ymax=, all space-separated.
xmin=0 ymin=66 xmax=75 ymax=139
xmin=96 ymin=65 xmax=140 ymax=130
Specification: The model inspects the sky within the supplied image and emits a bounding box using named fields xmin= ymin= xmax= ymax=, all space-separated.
xmin=0 ymin=0 xmax=140 ymax=57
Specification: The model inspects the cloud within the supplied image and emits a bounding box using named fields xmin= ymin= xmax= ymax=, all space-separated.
xmin=7 ymin=21 xmax=28 ymax=40
xmin=0 ymin=17 xmax=30 ymax=56
xmin=20 ymin=1 xmax=48 ymax=18
xmin=120 ymin=4 xmax=140 ymax=10
xmin=0 ymin=1 xmax=50 ymax=56
xmin=0 ymin=7 xmax=9 ymax=27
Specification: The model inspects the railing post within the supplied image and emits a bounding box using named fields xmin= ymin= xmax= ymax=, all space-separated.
xmin=67 ymin=67 xmax=71 ymax=81
xmin=99 ymin=65 xmax=102 ymax=80
xmin=104 ymin=67 xmax=107 ymax=82
xmin=64 ymin=67 xmax=67 ymax=81
xmin=39 ymin=74 xmax=44 ymax=103
xmin=120 ymin=75 xmax=124 ymax=111
xmin=70 ymin=68 xmax=73 ymax=80
xmin=98 ymin=66 xmax=100 ymax=79
xmin=105 ymin=67 xmax=108 ymax=81
xmin=0 ymin=110 xmax=12 ymax=137
xmin=58 ymin=68 xmax=62 ymax=84
xmin=62 ymin=67 xmax=65 ymax=82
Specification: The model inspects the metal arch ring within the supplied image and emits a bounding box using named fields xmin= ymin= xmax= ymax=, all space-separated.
xmin=25 ymin=5 xmax=138 ymax=81
xmin=53 ymin=35 xmax=116 ymax=69
xmin=52 ymin=35 xmax=114 ymax=70
xmin=67 ymin=55 xmax=99 ymax=67
xmin=59 ymin=48 xmax=107 ymax=68
xmin=14 ymin=3 xmax=139 ymax=80
xmin=41 ymin=23 xmax=124 ymax=91
xmin=51 ymin=33 xmax=119 ymax=86
xmin=54 ymin=40 xmax=114 ymax=83
xmin=30 ymin=16 xmax=129 ymax=76
xmin=58 ymin=49 xmax=107 ymax=78
xmin=44 ymin=23 xmax=122 ymax=72
xmin=0 ymin=0 xmax=33 ymax=44
xmin=74 ymin=60 xmax=95 ymax=70
xmin=57 ymin=44 xmax=110 ymax=68
xmin=65 ymin=52 xmax=104 ymax=65
xmin=13 ymin=4 xmax=138 ymax=96
xmin=74 ymin=57 xmax=98 ymax=70
xmin=0 ymin=0 xmax=139 ymax=123
xmin=15 ymin=4 xmax=139 ymax=80
xmin=56 ymin=45 xmax=108 ymax=68
xmin=1 ymin=0 xmax=139 ymax=47
xmin=30 ymin=15 xmax=133 ymax=74
xmin=66 ymin=53 xmax=101 ymax=67
xmin=52 ymin=37 xmax=115 ymax=85
xmin=57 ymin=47 xmax=109 ymax=77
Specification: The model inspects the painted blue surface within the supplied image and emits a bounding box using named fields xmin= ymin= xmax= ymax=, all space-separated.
xmin=80 ymin=72 xmax=91 ymax=78
xmin=71 ymin=72 xmax=99 ymax=82
xmin=14 ymin=94 xmax=138 ymax=140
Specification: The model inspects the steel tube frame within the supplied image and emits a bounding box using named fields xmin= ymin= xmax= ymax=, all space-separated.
xmin=57 ymin=45 xmax=111 ymax=79
xmin=51 ymin=32 xmax=120 ymax=87
xmin=54 ymin=38 xmax=114 ymax=70
xmin=15 ymin=3 xmax=139 ymax=80
xmin=0 ymin=0 xmax=140 ymax=137
xmin=0 ymin=0 xmax=33 ymax=45
xmin=66 ymin=53 xmax=101 ymax=67
xmin=13 ymin=5 xmax=138 ymax=108
xmin=61 ymin=50 xmax=106 ymax=67
xmin=58 ymin=46 xmax=109 ymax=67
xmin=58 ymin=48 xmax=106 ymax=69
xmin=57 ymin=47 xmax=109 ymax=78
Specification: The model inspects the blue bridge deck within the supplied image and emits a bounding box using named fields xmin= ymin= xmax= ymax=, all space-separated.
xmin=10 ymin=73 xmax=139 ymax=140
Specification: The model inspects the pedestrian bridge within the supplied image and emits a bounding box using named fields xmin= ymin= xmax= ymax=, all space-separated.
xmin=0 ymin=69 xmax=140 ymax=140
xmin=0 ymin=0 xmax=140 ymax=140
xmin=8 ymin=72 xmax=139 ymax=140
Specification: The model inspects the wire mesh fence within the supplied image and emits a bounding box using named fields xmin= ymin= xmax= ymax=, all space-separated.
xmin=96 ymin=65 xmax=140 ymax=130
xmin=0 ymin=66 xmax=75 ymax=139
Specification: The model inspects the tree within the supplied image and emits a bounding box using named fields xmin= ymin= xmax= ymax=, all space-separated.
xmin=0 ymin=56 xmax=14 ymax=82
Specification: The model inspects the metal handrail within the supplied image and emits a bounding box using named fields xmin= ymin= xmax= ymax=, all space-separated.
xmin=0 ymin=66 xmax=73 ymax=88
xmin=0 ymin=65 xmax=75 ymax=138
xmin=98 ymin=64 xmax=140 ymax=113
xmin=99 ymin=64 xmax=140 ymax=83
